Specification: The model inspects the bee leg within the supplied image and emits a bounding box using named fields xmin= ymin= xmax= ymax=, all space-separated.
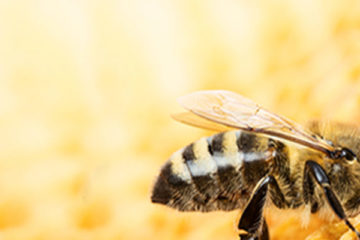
xmin=238 ymin=175 xmax=282 ymax=240
xmin=305 ymin=160 xmax=360 ymax=239
xmin=239 ymin=218 xmax=268 ymax=240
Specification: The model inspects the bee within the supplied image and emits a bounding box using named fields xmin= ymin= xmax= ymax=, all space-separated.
xmin=151 ymin=90 xmax=360 ymax=240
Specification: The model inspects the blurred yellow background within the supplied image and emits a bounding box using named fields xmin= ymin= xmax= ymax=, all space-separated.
xmin=1 ymin=0 xmax=360 ymax=239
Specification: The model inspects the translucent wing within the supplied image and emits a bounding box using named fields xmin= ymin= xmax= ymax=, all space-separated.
xmin=172 ymin=112 xmax=233 ymax=132
xmin=177 ymin=90 xmax=335 ymax=155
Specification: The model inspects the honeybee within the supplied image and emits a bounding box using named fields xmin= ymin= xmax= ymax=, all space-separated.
xmin=151 ymin=90 xmax=360 ymax=240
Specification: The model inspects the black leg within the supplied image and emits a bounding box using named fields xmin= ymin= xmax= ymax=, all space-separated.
xmin=239 ymin=218 xmax=269 ymax=240
xmin=305 ymin=160 xmax=360 ymax=239
xmin=238 ymin=176 xmax=284 ymax=240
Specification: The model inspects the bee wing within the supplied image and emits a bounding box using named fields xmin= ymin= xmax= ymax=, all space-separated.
xmin=177 ymin=90 xmax=335 ymax=154
xmin=172 ymin=112 xmax=233 ymax=132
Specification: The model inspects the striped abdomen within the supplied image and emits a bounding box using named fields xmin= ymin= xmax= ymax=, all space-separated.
xmin=151 ymin=130 xmax=277 ymax=212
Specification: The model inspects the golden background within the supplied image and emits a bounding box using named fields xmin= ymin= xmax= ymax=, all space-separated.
xmin=1 ymin=0 xmax=360 ymax=239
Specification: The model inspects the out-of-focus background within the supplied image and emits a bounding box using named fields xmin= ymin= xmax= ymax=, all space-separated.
xmin=1 ymin=0 xmax=360 ymax=239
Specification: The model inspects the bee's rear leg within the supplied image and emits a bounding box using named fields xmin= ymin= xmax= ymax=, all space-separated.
xmin=239 ymin=218 xmax=268 ymax=240
xmin=238 ymin=176 xmax=285 ymax=240
xmin=304 ymin=160 xmax=360 ymax=239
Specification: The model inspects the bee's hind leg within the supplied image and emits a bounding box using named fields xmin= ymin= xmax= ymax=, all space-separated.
xmin=238 ymin=175 xmax=285 ymax=240
xmin=304 ymin=160 xmax=360 ymax=240
xmin=238 ymin=218 xmax=268 ymax=240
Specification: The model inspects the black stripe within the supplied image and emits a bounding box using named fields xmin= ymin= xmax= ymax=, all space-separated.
xmin=211 ymin=133 xmax=224 ymax=153
xmin=218 ymin=166 xmax=237 ymax=187
xmin=242 ymin=157 xmax=268 ymax=184
xmin=182 ymin=144 xmax=195 ymax=162
xmin=161 ymin=162 xmax=189 ymax=188
xmin=152 ymin=162 xmax=189 ymax=205
xmin=237 ymin=132 xmax=256 ymax=152
xmin=191 ymin=175 xmax=213 ymax=204
xmin=207 ymin=138 xmax=214 ymax=155
xmin=151 ymin=162 xmax=173 ymax=204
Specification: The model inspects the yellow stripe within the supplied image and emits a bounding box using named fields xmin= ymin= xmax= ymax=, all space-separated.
xmin=187 ymin=138 xmax=217 ymax=176
xmin=222 ymin=131 xmax=238 ymax=154
xmin=170 ymin=150 xmax=191 ymax=182
xmin=220 ymin=131 xmax=243 ymax=170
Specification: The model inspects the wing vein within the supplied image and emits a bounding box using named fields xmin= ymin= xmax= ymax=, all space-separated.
xmin=175 ymin=90 xmax=335 ymax=155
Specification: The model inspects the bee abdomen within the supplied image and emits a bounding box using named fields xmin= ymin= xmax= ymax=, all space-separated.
xmin=151 ymin=130 xmax=271 ymax=212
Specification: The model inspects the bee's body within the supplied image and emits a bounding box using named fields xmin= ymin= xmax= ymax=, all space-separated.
xmin=152 ymin=130 xmax=289 ymax=211
xmin=152 ymin=124 xmax=360 ymax=217
xmin=151 ymin=90 xmax=360 ymax=239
